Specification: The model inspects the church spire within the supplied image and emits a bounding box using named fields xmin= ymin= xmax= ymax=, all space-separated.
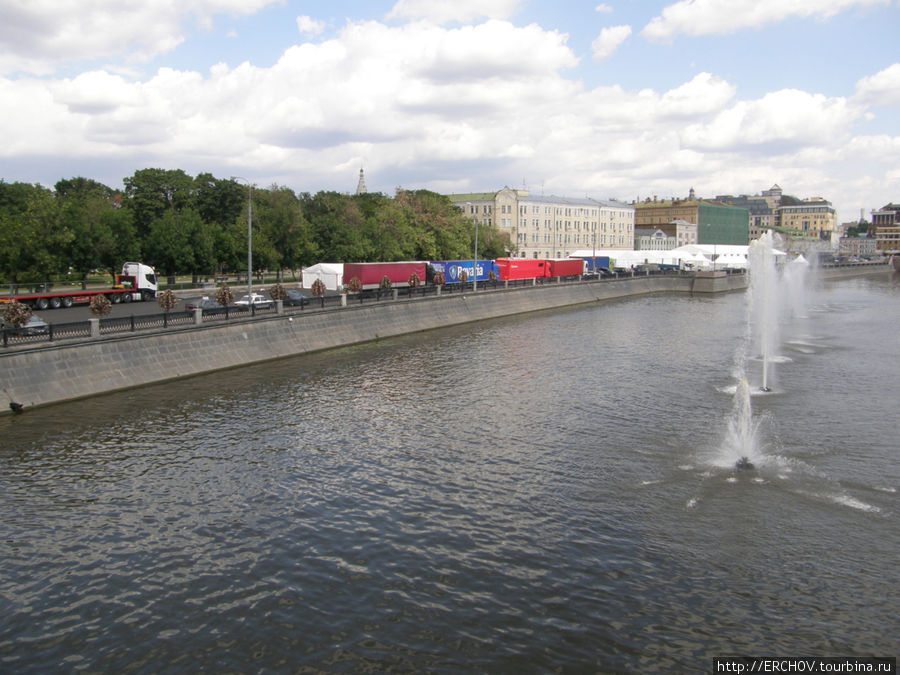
xmin=355 ymin=168 xmax=367 ymax=195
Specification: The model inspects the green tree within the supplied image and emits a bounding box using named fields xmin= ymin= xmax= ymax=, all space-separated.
xmin=193 ymin=173 xmax=245 ymax=228
xmin=55 ymin=177 xmax=138 ymax=286
xmin=194 ymin=174 xmax=248 ymax=276
xmin=256 ymin=185 xmax=320 ymax=280
xmin=143 ymin=209 xmax=198 ymax=277
xmin=357 ymin=192 xmax=418 ymax=261
xmin=303 ymin=191 xmax=373 ymax=262
xmin=0 ymin=182 xmax=71 ymax=284
xmin=123 ymin=168 xmax=195 ymax=233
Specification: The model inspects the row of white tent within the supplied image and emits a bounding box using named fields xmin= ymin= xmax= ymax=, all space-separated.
xmin=569 ymin=244 xmax=790 ymax=271
xmin=300 ymin=245 xmax=795 ymax=290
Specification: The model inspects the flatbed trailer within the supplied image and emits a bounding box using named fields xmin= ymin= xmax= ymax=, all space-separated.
xmin=0 ymin=262 xmax=158 ymax=309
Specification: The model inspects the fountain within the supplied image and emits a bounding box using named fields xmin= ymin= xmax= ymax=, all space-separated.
xmin=716 ymin=230 xmax=781 ymax=469
xmin=723 ymin=378 xmax=760 ymax=470
xmin=782 ymin=254 xmax=810 ymax=320
xmin=747 ymin=231 xmax=779 ymax=392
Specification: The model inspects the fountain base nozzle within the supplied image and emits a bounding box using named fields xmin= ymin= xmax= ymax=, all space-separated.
xmin=735 ymin=457 xmax=755 ymax=470
xmin=759 ymin=386 xmax=771 ymax=393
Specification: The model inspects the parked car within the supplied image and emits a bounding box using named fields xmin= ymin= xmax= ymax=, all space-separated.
xmin=1 ymin=313 xmax=49 ymax=336
xmin=234 ymin=293 xmax=273 ymax=309
xmin=183 ymin=296 xmax=228 ymax=311
xmin=283 ymin=289 xmax=310 ymax=307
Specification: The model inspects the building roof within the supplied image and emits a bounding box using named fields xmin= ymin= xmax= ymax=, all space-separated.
xmin=447 ymin=190 xmax=633 ymax=209
xmin=518 ymin=194 xmax=633 ymax=209
xmin=447 ymin=192 xmax=497 ymax=203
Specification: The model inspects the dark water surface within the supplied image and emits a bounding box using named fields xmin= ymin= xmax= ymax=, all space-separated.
xmin=2 ymin=274 xmax=897 ymax=672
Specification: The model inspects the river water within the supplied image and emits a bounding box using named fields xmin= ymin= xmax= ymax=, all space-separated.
xmin=1 ymin=273 xmax=897 ymax=672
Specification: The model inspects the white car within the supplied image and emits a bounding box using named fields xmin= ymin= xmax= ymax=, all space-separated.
xmin=234 ymin=293 xmax=273 ymax=309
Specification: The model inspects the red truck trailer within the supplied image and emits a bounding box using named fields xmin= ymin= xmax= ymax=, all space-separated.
xmin=342 ymin=261 xmax=428 ymax=290
xmin=546 ymin=258 xmax=585 ymax=278
xmin=0 ymin=262 xmax=158 ymax=310
xmin=494 ymin=258 xmax=550 ymax=281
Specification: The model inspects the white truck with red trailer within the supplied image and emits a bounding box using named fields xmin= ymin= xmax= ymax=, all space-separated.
xmin=0 ymin=262 xmax=158 ymax=310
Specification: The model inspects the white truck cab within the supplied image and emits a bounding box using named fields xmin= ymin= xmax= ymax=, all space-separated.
xmin=120 ymin=262 xmax=158 ymax=301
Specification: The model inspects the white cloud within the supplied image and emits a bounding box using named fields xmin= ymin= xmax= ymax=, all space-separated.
xmin=659 ymin=72 xmax=736 ymax=116
xmin=0 ymin=0 xmax=281 ymax=75
xmin=0 ymin=15 xmax=893 ymax=224
xmin=595 ymin=4 xmax=614 ymax=12
xmin=296 ymin=15 xmax=326 ymax=37
xmin=592 ymin=25 xmax=632 ymax=63
xmin=387 ymin=0 xmax=522 ymax=24
xmin=680 ymin=89 xmax=861 ymax=151
xmin=854 ymin=63 xmax=900 ymax=106
xmin=642 ymin=0 xmax=889 ymax=41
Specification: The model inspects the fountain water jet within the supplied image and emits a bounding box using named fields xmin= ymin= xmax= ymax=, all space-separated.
xmin=725 ymin=379 xmax=759 ymax=470
xmin=748 ymin=231 xmax=779 ymax=392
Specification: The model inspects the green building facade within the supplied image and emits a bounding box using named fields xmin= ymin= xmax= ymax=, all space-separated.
xmin=696 ymin=203 xmax=749 ymax=245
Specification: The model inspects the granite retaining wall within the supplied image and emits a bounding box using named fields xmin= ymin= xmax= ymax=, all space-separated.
xmin=0 ymin=271 xmax=774 ymax=412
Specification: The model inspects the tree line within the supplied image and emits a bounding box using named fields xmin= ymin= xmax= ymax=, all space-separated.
xmin=0 ymin=169 xmax=510 ymax=285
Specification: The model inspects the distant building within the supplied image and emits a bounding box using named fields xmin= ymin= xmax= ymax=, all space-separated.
xmin=447 ymin=188 xmax=634 ymax=259
xmin=717 ymin=184 xmax=837 ymax=244
xmin=839 ymin=236 xmax=878 ymax=258
xmin=777 ymin=197 xmax=836 ymax=241
xmin=715 ymin=188 xmax=777 ymax=240
xmin=633 ymin=194 xmax=749 ymax=245
xmin=635 ymin=228 xmax=675 ymax=251
xmin=871 ymin=203 xmax=900 ymax=256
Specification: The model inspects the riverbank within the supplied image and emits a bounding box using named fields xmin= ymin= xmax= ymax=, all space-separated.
xmin=0 ymin=266 xmax=888 ymax=412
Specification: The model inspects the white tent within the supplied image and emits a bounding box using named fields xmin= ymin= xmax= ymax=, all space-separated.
xmin=714 ymin=253 xmax=748 ymax=269
xmin=301 ymin=263 xmax=344 ymax=291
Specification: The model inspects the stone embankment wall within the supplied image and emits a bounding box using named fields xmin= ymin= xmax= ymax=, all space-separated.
xmin=0 ymin=271 xmax=785 ymax=412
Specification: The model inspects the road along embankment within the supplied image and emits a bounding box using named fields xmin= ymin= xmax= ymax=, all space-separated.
xmin=0 ymin=269 xmax=820 ymax=412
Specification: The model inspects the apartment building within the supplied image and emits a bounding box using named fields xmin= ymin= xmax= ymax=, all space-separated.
xmin=448 ymin=188 xmax=635 ymax=259
xmin=871 ymin=203 xmax=900 ymax=256
xmin=777 ymin=198 xmax=837 ymax=240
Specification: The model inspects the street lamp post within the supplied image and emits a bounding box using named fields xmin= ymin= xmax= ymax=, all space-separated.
xmin=232 ymin=177 xmax=252 ymax=302
xmin=473 ymin=219 xmax=479 ymax=291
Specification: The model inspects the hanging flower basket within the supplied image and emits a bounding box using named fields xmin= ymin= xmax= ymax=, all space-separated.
xmin=268 ymin=283 xmax=287 ymax=301
xmin=216 ymin=282 xmax=234 ymax=306
xmin=90 ymin=294 xmax=112 ymax=317
xmin=156 ymin=289 xmax=177 ymax=313
xmin=1 ymin=301 xmax=32 ymax=328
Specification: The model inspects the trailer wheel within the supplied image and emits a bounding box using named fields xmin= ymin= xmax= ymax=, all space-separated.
xmin=49 ymin=297 xmax=62 ymax=309
xmin=122 ymin=293 xmax=132 ymax=303
xmin=61 ymin=297 xmax=73 ymax=308
xmin=36 ymin=298 xmax=49 ymax=310
xmin=110 ymin=294 xmax=121 ymax=304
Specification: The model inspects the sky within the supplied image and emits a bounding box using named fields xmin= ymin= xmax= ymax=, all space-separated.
xmin=1 ymin=0 xmax=899 ymax=225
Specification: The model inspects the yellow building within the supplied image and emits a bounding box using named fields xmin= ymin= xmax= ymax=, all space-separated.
xmin=776 ymin=198 xmax=836 ymax=240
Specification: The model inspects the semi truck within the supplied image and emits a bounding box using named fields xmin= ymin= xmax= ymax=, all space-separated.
xmin=494 ymin=258 xmax=550 ymax=281
xmin=0 ymin=262 xmax=158 ymax=310
xmin=342 ymin=261 xmax=428 ymax=290
xmin=546 ymin=258 xmax=585 ymax=278
xmin=426 ymin=260 xmax=498 ymax=285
